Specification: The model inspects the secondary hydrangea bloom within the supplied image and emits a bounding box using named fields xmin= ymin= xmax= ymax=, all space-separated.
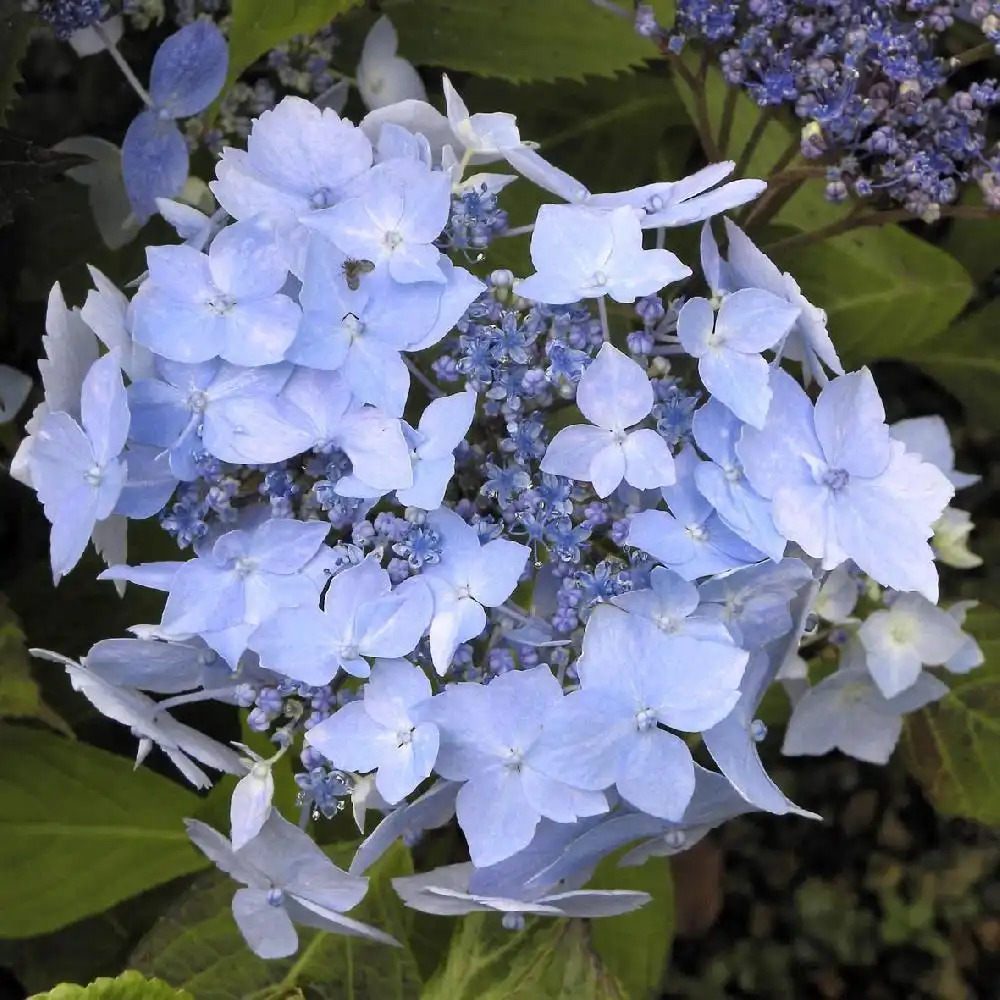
xmin=211 ymin=97 xmax=374 ymax=273
xmin=540 ymin=343 xmax=675 ymax=498
xmin=307 ymin=657 xmax=439 ymax=805
xmin=16 ymin=75 xmax=987 ymax=959
xmin=532 ymin=605 xmax=747 ymax=820
xmin=186 ymin=813 xmax=398 ymax=958
xmin=122 ymin=21 xmax=228 ymax=220
xmin=517 ymin=204 xmax=691 ymax=304
xmin=738 ymin=369 xmax=954 ymax=600
xmin=357 ymin=16 xmax=427 ymax=112
xmin=677 ymin=280 xmax=800 ymax=428
xmin=132 ymin=217 xmax=300 ymax=366
xmin=417 ymin=509 xmax=529 ymax=674
xmin=858 ymin=592 xmax=966 ymax=697
xmin=417 ymin=666 xmax=608 ymax=867
xmin=782 ymin=666 xmax=949 ymax=765
xmin=28 ymin=353 xmax=129 ymax=581
xmin=250 ymin=556 xmax=432 ymax=683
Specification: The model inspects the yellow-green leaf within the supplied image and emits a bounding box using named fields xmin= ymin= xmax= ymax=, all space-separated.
xmin=421 ymin=914 xmax=626 ymax=1000
xmin=29 ymin=971 xmax=193 ymax=1000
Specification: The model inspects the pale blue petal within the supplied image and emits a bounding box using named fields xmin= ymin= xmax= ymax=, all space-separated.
xmin=616 ymin=729 xmax=695 ymax=820
xmin=576 ymin=343 xmax=653 ymax=430
xmin=230 ymin=766 xmax=274 ymax=850
xmin=530 ymin=688 xmax=633 ymax=792
xmin=339 ymin=409 xmax=413 ymax=491
xmin=622 ymin=428 xmax=675 ymax=491
xmin=149 ymin=21 xmax=228 ymax=118
xmin=208 ymin=215 xmax=291 ymax=299
xmin=676 ymin=296 xmax=715 ymax=359
xmin=737 ymin=369 xmax=822 ymax=498
xmin=695 ymin=463 xmax=786 ymax=562
xmin=715 ymin=287 xmax=799 ymax=353
xmin=356 ymin=587 xmax=433 ymax=659
xmin=590 ymin=442 xmax=627 ymax=498
xmin=691 ymin=398 xmax=739 ymax=466
xmin=705 ymin=652 xmax=819 ymax=817
xmin=457 ymin=767 xmax=540 ymax=868
xmin=115 ymin=445 xmax=178 ymax=518
xmin=376 ymin=723 xmax=439 ymax=805
xmin=415 ymin=390 xmax=477 ymax=459
xmin=160 ymin=563 xmax=244 ymax=637
xmin=250 ymin=606 xmax=343 ymax=684
xmin=350 ymin=780 xmax=458 ymax=875
xmin=80 ymin=353 xmax=129 ymax=466
xmin=699 ymin=348 xmax=772 ymax=429
xmin=428 ymin=596 xmax=487 ymax=675
xmin=541 ymin=424 xmax=614 ymax=482
xmin=122 ymin=111 xmax=188 ymax=222
xmin=203 ymin=396 xmax=315 ymax=464
xmin=626 ymin=509 xmax=698 ymax=568
xmin=813 ymin=369 xmax=891 ymax=478
xmin=306 ymin=701 xmax=389 ymax=773
xmin=248 ymin=518 xmax=329 ymax=573
xmin=468 ymin=539 xmax=529 ymax=607
xmin=221 ymin=297 xmax=300 ymax=367
xmin=232 ymin=888 xmax=298 ymax=959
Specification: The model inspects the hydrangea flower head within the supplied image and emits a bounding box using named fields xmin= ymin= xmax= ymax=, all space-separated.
xmin=517 ymin=204 xmax=691 ymax=305
xmin=738 ymin=368 xmax=953 ymax=600
xmin=540 ymin=343 xmax=675 ymax=498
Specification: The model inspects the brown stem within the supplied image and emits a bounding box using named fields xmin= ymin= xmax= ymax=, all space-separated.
xmin=739 ymin=167 xmax=827 ymax=227
xmin=734 ymin=107 xmax=773 ymax=178
xmin=717 ymin=85 xmax=739 ymax=160
xmin=769 ymin=133 xmax=804 ymax=179
xmin=762 ymin=206 xmax=893 ymax=252
xmin=670 ymin=52 xmax=720 ymax=161
xmin=948 ymin=41 xmax=997 ymax=72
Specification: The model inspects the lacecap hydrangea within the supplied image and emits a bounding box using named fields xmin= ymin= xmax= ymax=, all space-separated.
xmin=15 ymin=77 xmax=984 ymax=957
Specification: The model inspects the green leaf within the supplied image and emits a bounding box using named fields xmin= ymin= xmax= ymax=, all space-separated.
xmin=28 ymin=971 xmax=193 ymax=1000
xmin=0 ymin=595 xmax=72 ymax=734
xmin=383 ymin=0 xmax=653 ymax=83
xmin=225 ymin=0 xmax=363 ymax=93
xmin=0 ymin=725 xmax=208 ymax=937
xmin=901 ymin=607 xmax=1000 ymax=826
xmin=769 ymin=226 xmax=974 ymax=367
xmin=420 ymin=914 xmax=626 ymax=1000
xmin=131 ymin=841 xmax=422 ymax=1000
xmin=0 ymin=0 xmax=31 ymax=128
xmin=588 ymin=854 xmax=674 ymax=999
xmin=907 ymin=299 xmax=1000 ymax=431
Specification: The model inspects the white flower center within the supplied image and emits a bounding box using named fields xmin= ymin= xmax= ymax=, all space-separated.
xmin=207 ymin=293 xmax=236 ymax=315
xmin=234 ymin=556 xmax=259 ymax=578
xmin=634 ymin=708 xmax=657 ymax=732
xmin=685 ymin=522 xmax=707 ymax=543
xmin=383 ymin=230 xmax=404 ymax=251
